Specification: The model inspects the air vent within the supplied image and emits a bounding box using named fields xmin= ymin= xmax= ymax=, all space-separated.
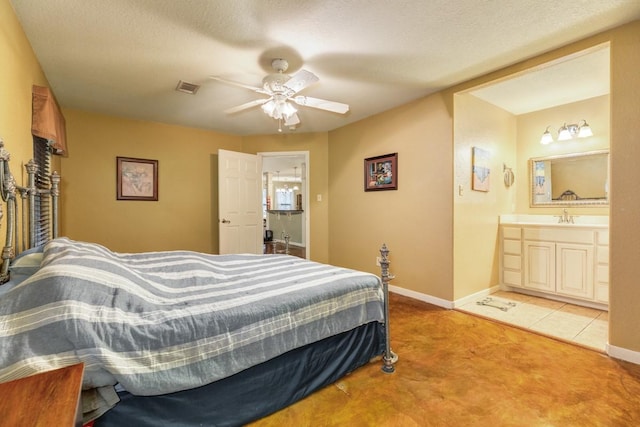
xmin=175 ymin=80 xmax=200 ymax=95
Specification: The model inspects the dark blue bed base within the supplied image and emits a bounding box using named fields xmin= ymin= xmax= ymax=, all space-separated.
xmin=94 ymin=322 xmax=384 ymax=427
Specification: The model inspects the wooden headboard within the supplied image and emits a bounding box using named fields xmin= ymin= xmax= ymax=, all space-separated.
xmin=0 ymin=139 xmax=60 ymax=283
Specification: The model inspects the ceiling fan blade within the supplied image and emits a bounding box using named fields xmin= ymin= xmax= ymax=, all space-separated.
xmin=224 ymin=98 xmax=271 ymax=114
xmin=283 ymin=70 xmax=319 ymax=94
xmin=209 ymin=76 xmax=270 ymax=95
xmin=284 ymin=113 xmax=300 ymax=126
xmin=292 ymin=96 xmax=349 ymax=114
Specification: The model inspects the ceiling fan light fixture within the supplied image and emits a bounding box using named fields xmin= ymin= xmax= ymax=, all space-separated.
xmin=213 ymin=57 xmax=349 ymax=132
xmin=261 ymin=100 xmax=276 ymax=117
xmin=281 ymin=102 xmax=297 ymax=118
xmin=262 ymin=99 xmax=297 ymax=121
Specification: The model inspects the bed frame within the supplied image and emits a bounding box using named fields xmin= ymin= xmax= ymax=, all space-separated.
xmin=0 ymin=138 xmax=398 ymax=424
xmin=0 ymin=139 xmax=60 ymax=283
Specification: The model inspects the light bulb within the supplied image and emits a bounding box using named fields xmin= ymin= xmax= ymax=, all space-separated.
xmin=578 ymin=120 xmax=593 ymax=138
xmin=540 ymin=126 xmax=553 ymax=145
xmin=558 ymin=124 xmax=571 ymax=141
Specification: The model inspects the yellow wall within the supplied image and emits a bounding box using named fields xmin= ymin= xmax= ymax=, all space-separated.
xmin=0 ymin=0 xmax=58 ymax=175
xmin=453 ymin=94 xmax=516 ymax=299
xmin=241 ymin=132 xmax=330 ymax=263
xmin=60 ymin=109 xmax=241 ymax=253
xmin=328 ymin=94 xmax=454 ymax=300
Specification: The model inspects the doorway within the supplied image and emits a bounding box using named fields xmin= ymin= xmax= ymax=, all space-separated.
xmin=260 ymin=151 xmax=309 ymax=259
xmin=452 ymin=43 xmax=610 ymax=339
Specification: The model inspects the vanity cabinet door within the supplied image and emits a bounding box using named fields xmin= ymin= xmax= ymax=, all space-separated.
xmin=556 ymin=243 xmax=594 ymax=300
xmin=523 ymin=240 xmax=555 ymax=292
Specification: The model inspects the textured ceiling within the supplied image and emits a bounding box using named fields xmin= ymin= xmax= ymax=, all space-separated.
xmin=10 ymin=0 xmax=640 ymax=136
xmin=470 ymin=45 xmax=611 ymax=115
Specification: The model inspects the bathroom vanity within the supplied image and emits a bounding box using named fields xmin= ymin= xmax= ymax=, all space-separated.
xmin=499 ymin=215 xmax=609 ymax=309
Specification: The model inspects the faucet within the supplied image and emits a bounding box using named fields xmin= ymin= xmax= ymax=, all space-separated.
xmin=556 ymin=208 xmax=574 ymax=224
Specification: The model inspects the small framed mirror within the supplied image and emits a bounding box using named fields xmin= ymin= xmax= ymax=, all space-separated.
xmin=530 ymin=150 xmax=609 ymax=207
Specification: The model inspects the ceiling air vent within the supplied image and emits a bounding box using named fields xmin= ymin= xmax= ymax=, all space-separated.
xmin=175 ymin=80 xmax=200 ymax=95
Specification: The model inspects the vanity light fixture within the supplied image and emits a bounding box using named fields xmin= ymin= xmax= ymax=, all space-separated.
xmin=540 ymin=119 xmax=592 ymax=144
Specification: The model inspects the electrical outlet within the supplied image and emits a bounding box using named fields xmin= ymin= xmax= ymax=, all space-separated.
xmin=376 ymin=256 xmax=381 ymax=266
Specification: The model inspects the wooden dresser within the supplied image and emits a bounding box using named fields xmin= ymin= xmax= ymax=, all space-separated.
xmin=0 ymin=363 xmax=84 ymax=427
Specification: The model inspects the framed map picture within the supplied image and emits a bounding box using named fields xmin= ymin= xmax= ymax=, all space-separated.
xmin=472 ymin=147 xmax=490 ymax=192
xmin=116 ymin=157 xmax=158 ymax=201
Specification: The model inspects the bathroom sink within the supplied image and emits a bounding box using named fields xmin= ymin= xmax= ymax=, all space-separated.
xmin=499 ymin=214 xmax=609 ymax=227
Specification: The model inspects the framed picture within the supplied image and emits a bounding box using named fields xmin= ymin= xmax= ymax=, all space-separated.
xmin=472 ymin=147 xmax=490 ymax=192
xmin=364 ymin=153 xmax=398 ymax=191
xmin=116 ymin=157 xmax=158 ymax=201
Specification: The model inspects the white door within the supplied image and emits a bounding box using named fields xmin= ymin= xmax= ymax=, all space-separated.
xmin=218 ymin=149 xmax=262 ymax=254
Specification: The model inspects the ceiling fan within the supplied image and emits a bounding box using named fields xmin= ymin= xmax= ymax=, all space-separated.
xmin=210 ymin=58 xmax=349 ymax=131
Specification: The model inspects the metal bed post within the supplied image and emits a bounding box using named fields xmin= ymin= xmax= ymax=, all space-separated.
xmin=50 ymin=171 xmax=60 ymax=238
xmin=24 ymin=160 xmax=37 ymax=249
xmin=0 ymin=139 xmax=16 ymax=283
xmin=379 ymin=243 xmax=397 ymax=373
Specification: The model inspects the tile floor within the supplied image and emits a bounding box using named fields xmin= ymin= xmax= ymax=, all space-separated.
xmin=457 ymin=290 xmax=608 ymax=352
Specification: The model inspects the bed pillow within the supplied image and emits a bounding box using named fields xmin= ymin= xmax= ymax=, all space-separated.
xmin=9 ymin=247 xmax=44 ymax=276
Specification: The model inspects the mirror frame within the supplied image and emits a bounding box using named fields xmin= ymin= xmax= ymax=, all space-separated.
xmin=530 ymin=149 xmax=609 ymax=207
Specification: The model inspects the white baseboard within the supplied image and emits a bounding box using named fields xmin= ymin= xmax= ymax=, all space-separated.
xmin=607 ymin=343 xmax=640 ymax=365
xmin=452 ymin=285 xmax=501 ymax=308
xmin=389 ymin=285 xmax=453 ymax=309
xmin=388 ymin=284 xmax=501 ymax=310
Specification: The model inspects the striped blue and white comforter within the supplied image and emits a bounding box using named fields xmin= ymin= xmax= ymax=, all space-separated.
xmin=0 ymin=238 xmax=384 ymax=396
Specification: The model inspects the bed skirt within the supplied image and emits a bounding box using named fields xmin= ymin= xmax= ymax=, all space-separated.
xmin=94 ymin=321 xmax=384 ymax=427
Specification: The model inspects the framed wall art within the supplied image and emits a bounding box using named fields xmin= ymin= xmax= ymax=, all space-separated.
xmin=116 ymin=157 xmax=158 ymax=201
xmin=472 ymin=147 xmax=490 ymax=192
xmin=364 ymin=153 xmax=398 ymax=191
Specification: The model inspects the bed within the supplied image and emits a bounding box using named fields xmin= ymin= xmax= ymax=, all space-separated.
xmin=0 ymin=140 xmax=396 ymax=426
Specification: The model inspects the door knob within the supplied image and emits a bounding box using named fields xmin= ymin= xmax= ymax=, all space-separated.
xmin=221 ymin=219 xmax=231 ymax=224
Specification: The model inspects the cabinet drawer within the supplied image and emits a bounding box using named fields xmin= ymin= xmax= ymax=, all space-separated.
xmin=503 ymin=240 xmax=521 ymax=255
xmin=503 ymin=270 xmax=522 ymax=286
xmin=502 ymin=227 xmax=521 ymax=240
xmin=597 ymin=246 xmax=609 ymax=264
xmin=523 ymin=228 xmax=594 ymax=244
xmin=503 ymin=254 xmax=521 ymax=270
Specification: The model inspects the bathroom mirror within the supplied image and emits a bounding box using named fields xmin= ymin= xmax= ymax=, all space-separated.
xmin=530 ymin=150 xmax=609 ymax=206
